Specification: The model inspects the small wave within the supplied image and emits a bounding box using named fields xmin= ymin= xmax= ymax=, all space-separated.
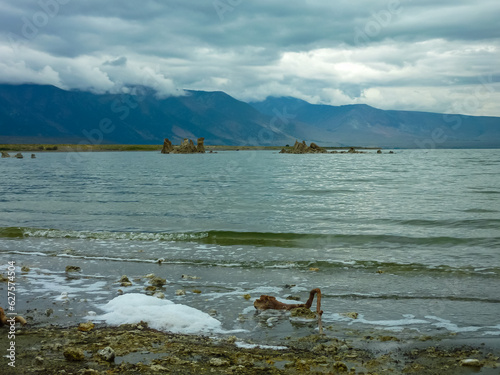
xmin=0 ymin=226 xmax=209 ymax=242
xmin=1 ymin=226 xmax=499 ymax=249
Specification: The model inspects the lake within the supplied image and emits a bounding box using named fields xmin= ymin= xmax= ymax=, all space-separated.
xmin=1 ymin=149 xmax=499 ymax=345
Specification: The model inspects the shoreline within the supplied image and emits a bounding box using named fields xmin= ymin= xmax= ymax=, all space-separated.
xmin=1 ymin=322 xmax=499 ymax=374
xmin=0 ymin=143 xmax=381 ymax=153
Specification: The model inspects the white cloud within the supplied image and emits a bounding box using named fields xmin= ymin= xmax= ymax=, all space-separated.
xmin=0 ymin=0 xmax=499 ymax=115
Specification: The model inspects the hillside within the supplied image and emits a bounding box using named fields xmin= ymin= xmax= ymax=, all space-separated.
xmin=1 ymin=84 xmax=499 ymax=148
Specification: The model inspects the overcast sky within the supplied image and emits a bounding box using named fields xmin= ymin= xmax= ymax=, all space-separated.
xmin=1 ymin=0 xmax=499 ymax=116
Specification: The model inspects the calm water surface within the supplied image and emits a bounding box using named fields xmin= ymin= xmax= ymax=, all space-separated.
xmin=0 ymin=149 xmax=499 ymax=344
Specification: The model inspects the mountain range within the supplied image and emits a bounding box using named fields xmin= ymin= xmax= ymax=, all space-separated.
xmin=1 ymin=84 xmax=499 ymax=148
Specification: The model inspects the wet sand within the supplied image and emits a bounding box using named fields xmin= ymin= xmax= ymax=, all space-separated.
xmin=2 ymin=322 xmax=499 ymax=374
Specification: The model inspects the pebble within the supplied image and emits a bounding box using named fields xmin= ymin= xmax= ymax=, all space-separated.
xmin=460 ymin=358 xmax=482 ymax=367
xmin=63 ymin=347 xmax=85 ymax=361
xmin=97 ymin=346 xmax=115 ymax=362
xmin=150 ymin=276 xmax=167 ymax=287
xmin=77 ymin=322 xmax=95 ymax=332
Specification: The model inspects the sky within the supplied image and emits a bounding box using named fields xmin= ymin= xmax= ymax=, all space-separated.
xmin=1 ymin=0 xmax=499 ymax=116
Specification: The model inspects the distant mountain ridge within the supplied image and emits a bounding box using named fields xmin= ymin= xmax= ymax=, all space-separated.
xmin=0 ymin=84 xmax=499 ymax=148
xmin=250 ymin=97 xmax=500 ymax=148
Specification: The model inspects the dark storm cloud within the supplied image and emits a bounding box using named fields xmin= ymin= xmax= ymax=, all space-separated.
xmin=0 ymin=0 xmax=499 ymax=115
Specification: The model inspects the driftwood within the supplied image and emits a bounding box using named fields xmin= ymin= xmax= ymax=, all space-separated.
xmin=0 ymin=307 xmax=27 ymax=327
xmin=254 ymin=288 xmax=323 ymax=316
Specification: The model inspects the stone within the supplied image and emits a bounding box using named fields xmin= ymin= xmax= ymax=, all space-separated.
xmin=65 ymin=265 xmax=81 ymax=273
xmin=150 ymin=276 xmax=166 ymax=287
xmin=77 ymin=322 xmax=95 ymax=332
xmin=154 ymin=292 xmax=165 ymax=299
xmin=63 ymin=347 xmax=85 ymax=361
xmin=377 ymin=149 xmax=382 ymax=154
xmin=119 ymin=275 xmax=130 ymax=283
xmin=181 ymin=274 xmax=200 ymax=280
xmin=341 ymin=312 xmax=359 ymax=319
xmin=161 ymin=138 xmax=174 ymax=154
xmin=209 ymin=357 xmax=229 ymax=367
xmin=31 ymin=154 xmax=36 ymax=158
xmin=460 ymin=359 xmax=482 ymax=367
xmin=21 ymin=266 xmax=30 ymax=272
xmin=290 ymin=307 xmax=317 ymax=319
xmin=175 ymin=289 xmax=186 ymax=296
xmin=98 ymin=346 xmax=115 ymax=362
xmin=120 ymin=275 xmax=132 ymax=287
xmin=1 ymin=151 xmax=10 ymax=158
xmin=14 ymin=153 xmax=23 ymax=159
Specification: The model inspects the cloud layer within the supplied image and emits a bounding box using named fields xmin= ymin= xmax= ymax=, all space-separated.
xmin=1 ymin=0 xmax=499 ymax=115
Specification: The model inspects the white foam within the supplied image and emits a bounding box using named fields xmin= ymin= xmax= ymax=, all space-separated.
xmin=235 ymin=341 xmax=287 ymax=350
xmin=345 ymin=314 xmax=429 ymax=327
xmin=425 ymin=316 xmax=482 ymax=333
xmin=89 ymin=293 xmax=222 ymax=335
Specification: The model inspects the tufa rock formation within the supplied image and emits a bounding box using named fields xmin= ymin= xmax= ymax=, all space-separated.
xmin=280 ymin=140 xmax=328 ymax=154
xmin=177 ymin=138 xmax=198 ymax=153
xmin=161 ymin=138 xmax=206 ymax=154
xmin=161 ymin=138 xmax=174 ymax=154
xmin=196 ymin=137 xmax=205 ymax=153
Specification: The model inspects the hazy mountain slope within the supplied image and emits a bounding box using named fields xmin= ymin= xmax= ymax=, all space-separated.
xmin=1 ymin=85 xmax=499 ymax=148
xmin=250 ymin=97 xmax=500 ymax=148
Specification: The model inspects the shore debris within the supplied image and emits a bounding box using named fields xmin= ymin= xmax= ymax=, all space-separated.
xmin=0 ymin=307 xmax=28 ymax=327
xmin=254 ymin=288 xmax=323 ymax=315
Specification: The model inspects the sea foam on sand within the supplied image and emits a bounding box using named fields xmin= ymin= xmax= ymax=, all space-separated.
xmin=89 ymin=293 xmax=222 ymax=334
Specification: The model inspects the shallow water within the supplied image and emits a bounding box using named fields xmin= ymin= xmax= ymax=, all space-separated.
xmin=1 ymin=149 xmax=499 ymax=344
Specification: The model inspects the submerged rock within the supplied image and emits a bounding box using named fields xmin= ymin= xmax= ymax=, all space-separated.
xmin=65 ymin=265 xmax=81 ymax=273
xmin=290 ymin=307 xmax=317 ymax=319
xmin=341 ymin=312 xmax=359 ymax=319
xmin=119 ymin=275 xmax=132 ymax=287
xmin=150 ymin=276 xmax=166 ymax=287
